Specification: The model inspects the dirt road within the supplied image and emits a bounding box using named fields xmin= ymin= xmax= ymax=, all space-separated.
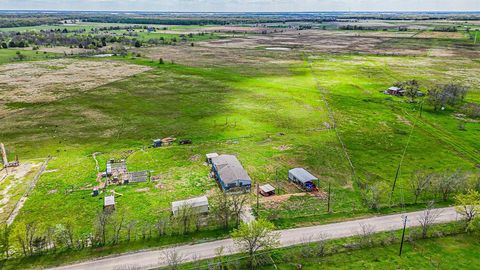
xmin=50 ymin=207 xmax=459 ymax=270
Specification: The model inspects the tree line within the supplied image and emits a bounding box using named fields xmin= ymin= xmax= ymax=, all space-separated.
xmin=0 ymin=190 xmax=249 ymax=261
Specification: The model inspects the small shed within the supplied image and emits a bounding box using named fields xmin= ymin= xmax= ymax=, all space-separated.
xmin=385 ymin=86 xmax=405 ymax=96
xmin=172 ymin=196 xmax=209 ymax=215
xmin=104 ymin=195 xmax=115 ymax=210
xmin=206 ymin=153 xmax=219 ymax=164
xmin=259 ymin=184 xmax=275 ymax=196
xmin=288 ymin=168 xmax=319 ymax=191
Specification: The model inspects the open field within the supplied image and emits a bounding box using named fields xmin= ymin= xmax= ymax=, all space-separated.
xmin=0 ymin=15 xmax=479 ymax=268
xmin=258 ymin=233 xmax=480 ymax=270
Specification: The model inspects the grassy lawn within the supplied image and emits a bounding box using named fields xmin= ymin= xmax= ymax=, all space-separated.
xmin=258 ymin=234 xmax=480 ymax=270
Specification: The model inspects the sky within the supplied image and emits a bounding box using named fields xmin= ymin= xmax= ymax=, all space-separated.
xmin=0 ymin=0 xmax=479 ymax=12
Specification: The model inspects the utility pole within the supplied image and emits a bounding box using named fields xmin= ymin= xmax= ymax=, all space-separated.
xmin=327 ymin=182 xmax=331 ymax=213
xmin=399 ymin=215 xmax=408 ymax=256
xmin=256 ymin=183 xmax=259 ymax=212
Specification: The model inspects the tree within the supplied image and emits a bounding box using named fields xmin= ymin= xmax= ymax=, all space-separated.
xmin=231 ymin=219 xmax=280 ymax=269
xmin=134 ymin=40 xmax=142 ymax=48
xmin=395 ymin=80 xmax=420 ymax=102
xmin=171 ymin=205 xmax=194 ymax=235
xmin=427 ymin=84 xmax=468 ymax=111
xmin=159 ymin=58 xmax=164 ymax=64
xmin=434 ymin=170 xmax=467 ymax=201
xmin=410 ymin=171 xmax=433 ymax=204
xmin=230 ymin=190 xmax=250 ymax=227
xmin=14 ymin=51 xmax=26 ymax=61
xmin=417 ymin=201 xmax=441 ymax=238
xmin=210 ymin=191 xmax=233 ymax=229
xmin=162 ymin=249 xmax=185 ymax=270
xmin=455 ymin=190 xmax=480 ymax=231
xmin=94 ymin=210 xmax=111 ymax=246
xmin=0 ymin=225 xmax=11 ymax=259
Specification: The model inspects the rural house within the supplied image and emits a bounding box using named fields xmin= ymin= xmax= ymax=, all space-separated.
xmin=211 ymin=154 xmax=252 ymax=192
xmin=288 ymin=168 xmax=319 ymax=191
xmin=171 ymin=196 xmax=209 ymax=215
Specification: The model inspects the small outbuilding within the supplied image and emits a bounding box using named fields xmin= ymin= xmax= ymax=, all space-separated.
xmin=211 ymin=154 xmax=252 ymax=192
xmin=259 ymin=184 xmax=275 ymax=197
xmin=385 ymin=86 xmax=405 ymax=96
xmin=104 ymin=195 xmax=115 ymax=211
xmin=153 ymin=139 xmax=162 ymax=148
xmin=206 ymin=153 xmax=219 ymax=164
xmin=288 ymin=168 xmax=319 ymax=191
xmin=171 ymin=196 xmax=209 ymax=215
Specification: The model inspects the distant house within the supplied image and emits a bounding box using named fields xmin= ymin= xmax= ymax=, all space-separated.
xmin=288 ymin=168 xmax=319 ymax=191
xmin=259 ymin=184 xmax=275 ymax=197
xmin=104 ymin=195 xmax=115 ymax=211
xmin=124 ymin=171 xmax=149 ymax=183
xmin=211 ymin=155 xmax=252 ymax=192
xmin=172 ymin=196 xmax=209 ymax=215
xmin=385 ymin=86 xmax=405 ymax=96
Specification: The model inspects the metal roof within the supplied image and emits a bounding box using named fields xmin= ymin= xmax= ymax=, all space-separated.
xmin=259 ymin=184 xmax=275 ymax=193
xmin=211 ymin=155 xmax=251 ymax=184
xmin=206 ymin=153 xmax=219 ymax=159
xmin=388 ymin=86 xmax=400 ymax=91
xmin=172 ymin=196 xmax=209 ymax=212
xmin=289 ymin=168 xmax=318 ymax=184
xmin=104 ymin=195 xmax=115 ymax=206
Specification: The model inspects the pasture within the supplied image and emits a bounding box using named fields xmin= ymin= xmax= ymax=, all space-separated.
xmin=0 ymin=19 xmax=479 ymax=267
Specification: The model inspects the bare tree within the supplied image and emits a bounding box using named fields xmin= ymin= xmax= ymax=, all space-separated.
xmin=111 ymin=211 xmax=125 ymax=244
xmin=126 ymin=220 xmax=137 ymax=242
xmin=171 ymin=205 xmax=194 ymax=235
xmin=94 ymin=210 xmax=111 ymax=246
xmin=161 ymin=249 xmax=185 ymax=270
xmin=417 ymin=201 xmax=441 ymax=238
xmin=210 ymin=191 xmax=233 ymax=229
xmin=410 ymin=171 xmax=433 ymax=204
xmin=358 ymin=223 xmax=375 ymax=247
xmin=230 ymin=190 xmax=249 ymax=227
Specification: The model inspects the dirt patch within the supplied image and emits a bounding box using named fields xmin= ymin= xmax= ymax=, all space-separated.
xmin=0 ymin=59 xmax=151 ymax=104
xmin=135 ymin=188 xmax=150 ymax=193
xmin=276 ymin=145 xmax=291 ymax=151
xmin=261 ymin=193 xmax=306 ymax=209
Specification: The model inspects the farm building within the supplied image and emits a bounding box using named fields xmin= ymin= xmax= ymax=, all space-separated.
xmin=259 ymin=184 xmax=275 ymax=196
xmin=171 ymin=196 xmax=209 ymax=215
xmin=205 ymin=153 xmax=219 ymax=164
xmin=288 ymin=168 xmax=319 ymax=191
xmin=211 ymin=155 xmax=251 ymax=192
xmin=104 ymin=195 xmax=115 ymax=211
xmin=384 ymin=86 xmax=405 ymax=96
xmin=124 ymin=171 xmax=149 ymax=183
xmin=106 ymin=159 xmax=127 ymax=177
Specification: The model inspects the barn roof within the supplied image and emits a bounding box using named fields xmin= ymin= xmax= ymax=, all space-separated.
xmin=211 ymin=155 xmax=251 ymax=184
xmin=172 ymin=196 xmax=209 ymax=213
xmin=289 ymin=168 xmax=318 ymax=184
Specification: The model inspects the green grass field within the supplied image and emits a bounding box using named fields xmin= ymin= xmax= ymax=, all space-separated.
xmin=0 ymin=21 xmax=479 ymax=268
xmin=259 ymin=234 xmax=480 ymax=270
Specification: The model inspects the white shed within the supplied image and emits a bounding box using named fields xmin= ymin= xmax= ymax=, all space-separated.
xmin=172 ymin=196 xmax=209 ymax=215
